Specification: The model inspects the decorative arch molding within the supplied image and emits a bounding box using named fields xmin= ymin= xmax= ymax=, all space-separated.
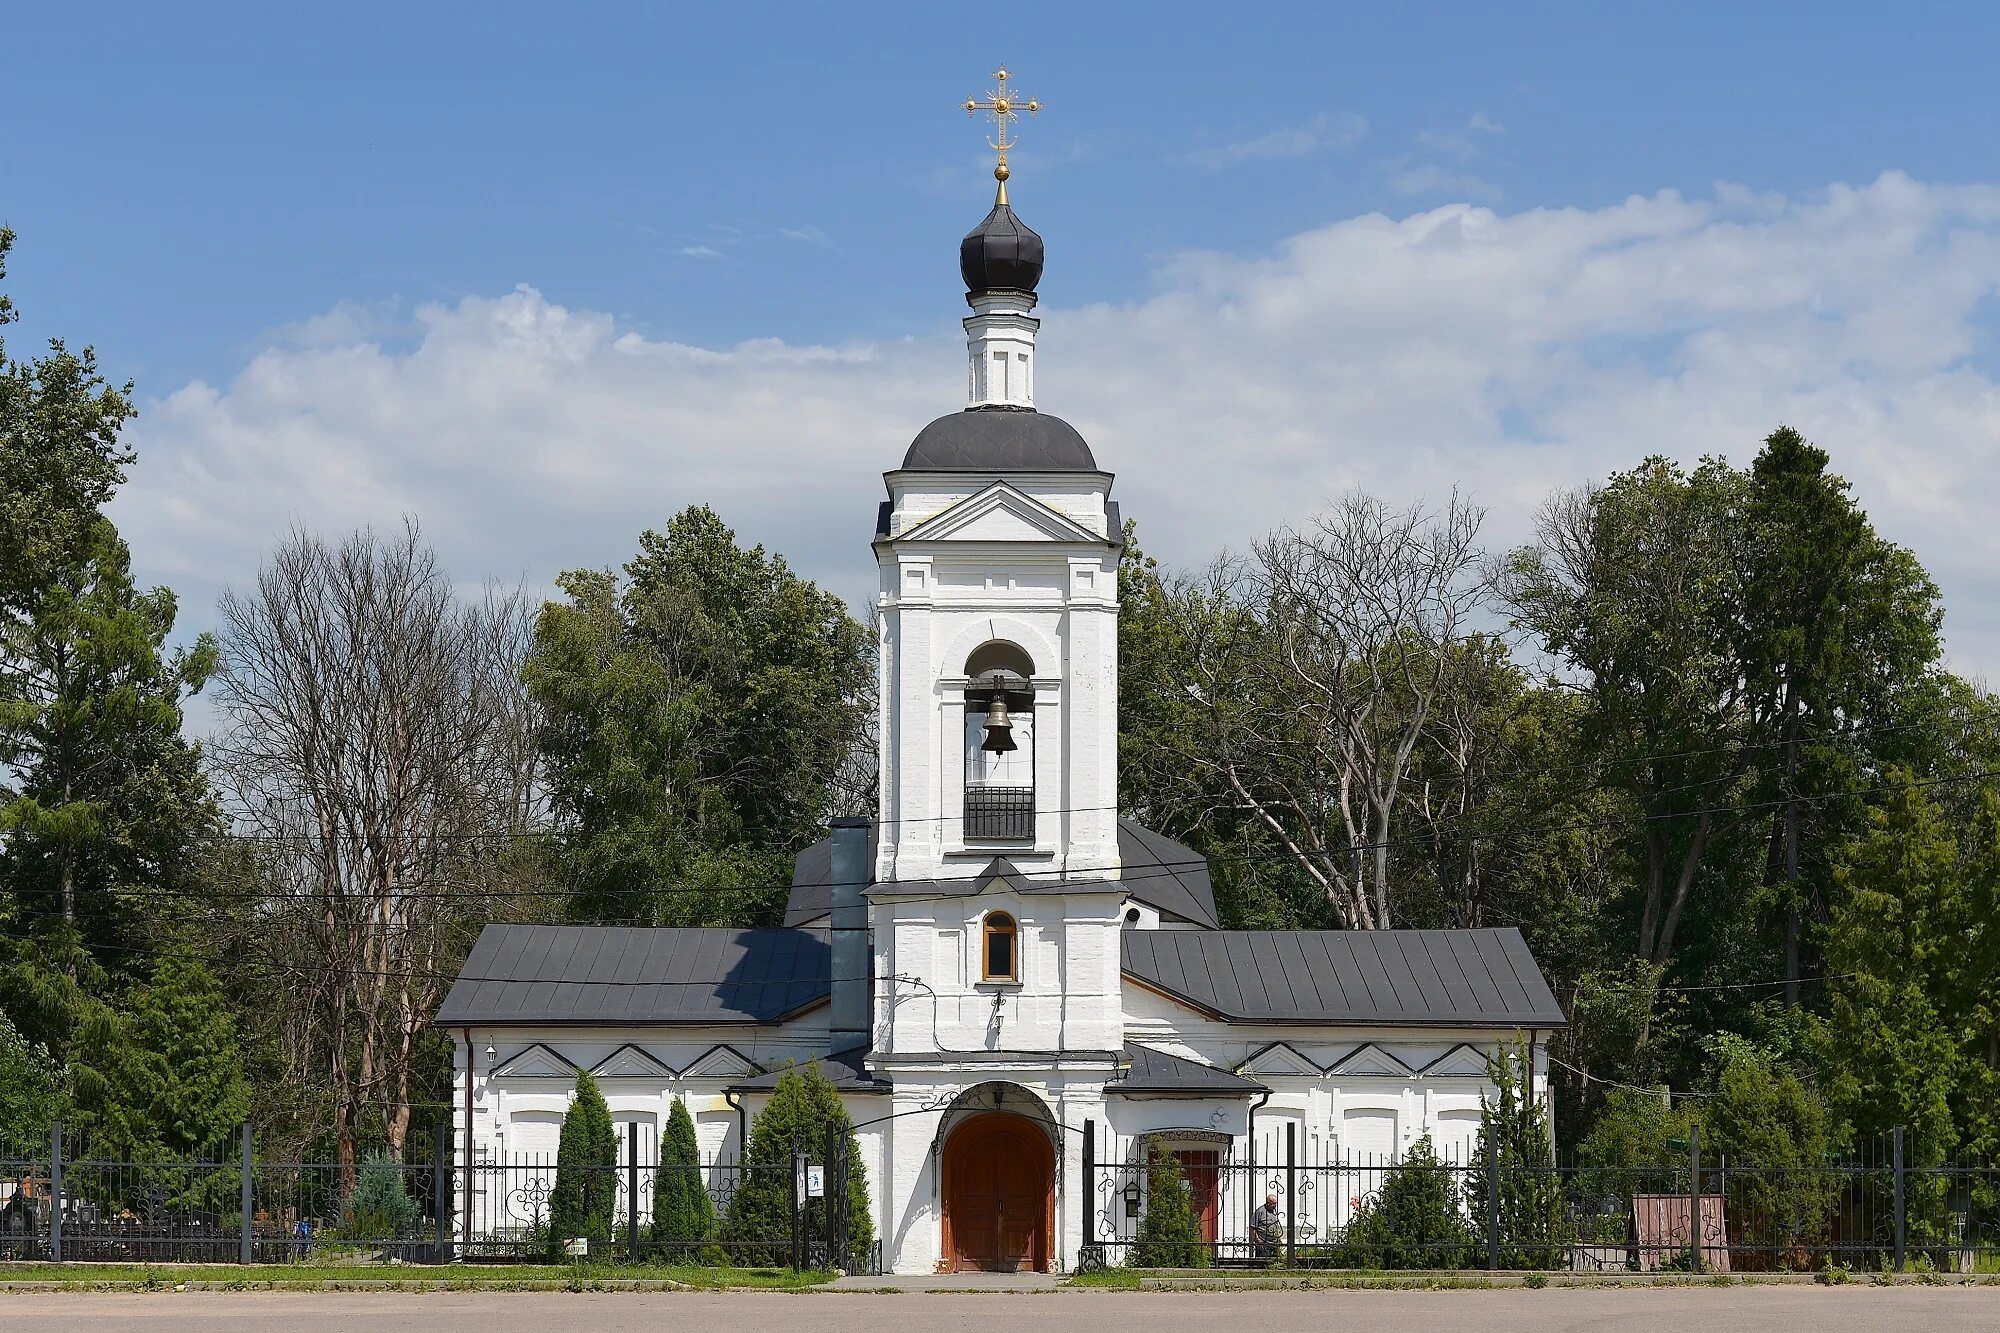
xmin=1324 ymin=1042 xmax=1417 ymax=1079
xmin=491 ymin=1043 xmax=579 ymax=1080
xmin=1416 ymin=1043 xmax=1495 ymax=1079
xmin=938 ymin=616 xmax=1062 ymax=689
xmin=924 ymin=1079 xmax=1063 ymax=1166
xmin=590 ymin=1043 xmax=676 ymax=1080
xmin=1236 ymin=1041 xmax=1324 ymax=1079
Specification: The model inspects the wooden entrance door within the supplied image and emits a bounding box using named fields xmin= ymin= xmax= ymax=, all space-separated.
xmin=942 ymin=1111 xmax=1055 ymax=1272
xmin=1151 ymin=1149 xmax=1221 ymax=1244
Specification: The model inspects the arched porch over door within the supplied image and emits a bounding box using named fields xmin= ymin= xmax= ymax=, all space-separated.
xmin=941 ymin=1110 xmax=1056 ymax=1272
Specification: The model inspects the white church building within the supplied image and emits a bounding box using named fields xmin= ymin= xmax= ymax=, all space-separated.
xmin=437 ymin=153 xmax=1565 ymax=1275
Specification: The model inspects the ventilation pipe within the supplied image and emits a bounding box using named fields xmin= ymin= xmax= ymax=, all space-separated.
xmin=829 ymin=816 xmax=871 ymax=1055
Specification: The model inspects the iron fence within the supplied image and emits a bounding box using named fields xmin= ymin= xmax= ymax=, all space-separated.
xmin=1082 ymin=1125 xmax=2000 ymax=1274
xmin=0 ymin=1121 xmax=879 ymax=1272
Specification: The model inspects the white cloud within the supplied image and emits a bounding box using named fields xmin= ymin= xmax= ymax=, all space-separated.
xmin=676 ymin=244 xmax=723 ymax=259
xmin=1384 ymin=160 xmax=1504 ymax=201
xmin=115 ymin=172 xmax=2000 ymax=688
xmin=1187 ymin=111 xmax=1368 ymax=168
xmin=1468 ymin=111 xmax=1504 ymax=135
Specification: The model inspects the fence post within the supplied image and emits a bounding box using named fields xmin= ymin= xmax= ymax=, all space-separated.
xmin=48 ymin=1120 xmax=61 ymax=1264
xmin=1285 ymin=1121 xmax=1297 ymax=1269
xmin=1688 ymin=1123 xmax=1701 ymax=1272
xmin=1082 ymin=1118 xmax=1095 ymax=1269
xmin=790 ymin=1140 xmax=804 ymax=1271
xmin=824 ymin=1120 xmax=842 ymax=1269
xmin=1485 ymin=1128 xmax=1499 ymax=1270
xmin=626 ymin=1126 xmax=641 ymax=1264
xmin=240 ymin=1122 xmax=254 ymax=1264
xmin=1892 ymin=1126 xmax=1906 ymax=1273
xmin=433 ymin=1121 xmax=451 ymax=1264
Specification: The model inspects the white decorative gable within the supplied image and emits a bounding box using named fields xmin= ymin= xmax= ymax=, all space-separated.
xmin=1418 ymin=1043 xmax=1493 ymax=1078
xmin=491 ymin=1043 xmax=578 ymax=1080
xmin=1326 ymin=1042 xmax=1417 ymax=1078
xmin=590 ymin=1044 xmax=675 ymax=1079
xmin=1237 ymin=1042 xmax=1323 ymax=1078
xmin=678 ymin=1044 xmax=763 ymax=1081
xmin=898 ymin=482 xmax=1102 ymax=545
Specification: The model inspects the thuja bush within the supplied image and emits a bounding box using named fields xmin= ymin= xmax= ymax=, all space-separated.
xmin=653 ymin=1097 xmax=718 ymax=1261
xmin=1132 ymin=1153 xmax=1207 ymax=1268
xmin=1468 ymin=1036 xmax=1574 ymax=1270
xmin=546 ymin=1070 xmax=617 ymax=1259
xmin=722 ymin=1066 xmax=874 ymax=1267
xmin=1336 ymin=1135 xmax=1479 ymax=1269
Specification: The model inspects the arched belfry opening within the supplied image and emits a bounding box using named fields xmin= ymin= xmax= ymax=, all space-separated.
xmin=964 ymin=642 xmax=1035 ymax=841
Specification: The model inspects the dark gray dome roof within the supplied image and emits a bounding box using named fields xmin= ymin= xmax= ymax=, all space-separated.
xmin=900 ymin=408 xmax=1097 ymax=471
xmin=960 ymin=202 xmax=1044 ymax=294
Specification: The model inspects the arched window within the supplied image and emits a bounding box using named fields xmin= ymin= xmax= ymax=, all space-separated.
xmin=964 ymin=642 xmax=1036 ymax=841
xmin=982 ymin=911 xmax=1018 ymax=983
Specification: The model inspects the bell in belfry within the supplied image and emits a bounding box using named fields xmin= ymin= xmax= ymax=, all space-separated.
xmin=980 ymin=676 xmax=1017 ymax=753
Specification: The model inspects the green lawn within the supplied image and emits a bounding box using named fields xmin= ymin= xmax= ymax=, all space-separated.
xmin=0 ymin=1261 xmax=832 ymax=1290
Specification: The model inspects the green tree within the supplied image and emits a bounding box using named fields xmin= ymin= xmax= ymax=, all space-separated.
xmin=1738 ymin=427 xmax=1941 ymax=1006
xmin=1700 ymin=1031 xmax=1841 ymax=1266
xmin=1469 ymin=1036 xmax=1572 ymax=1269
xmin=0 ymin=1008 xmax=65 ymax=1148
xmin=1131 ymin=1152 xmax=1206 ymax=1268
xmin=527 ymin=506 xmax=873 ymax=926
xmin=341 ymin=1149 xmax=420 ymax=1242
xmin=722 ymin=1066 xmax=873 ymax=1267
xmin=0 ymin=229 xmax=219 ymax=1056
xmin=1336 ymin=1135 xmax=1479 ymax=1269
xmin=654 ymin=1096 xmax=715 ymax=1260
xmin=547 ymin=1071 xmax=618 ymax=1259
xmin=69 ymin=955 xmax=250 ymax=1160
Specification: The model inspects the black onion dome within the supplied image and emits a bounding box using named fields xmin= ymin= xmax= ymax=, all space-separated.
xmin=901 ymin=409 xmax=1097 ymax=471
xmin=959 ymin=202 xmax=1044 ymax=294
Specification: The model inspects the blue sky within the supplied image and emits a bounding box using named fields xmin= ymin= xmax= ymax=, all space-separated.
xmin=6 ymin=3 xmax=2000 ymax=677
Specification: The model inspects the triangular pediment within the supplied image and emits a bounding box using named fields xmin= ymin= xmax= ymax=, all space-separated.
xmin=1237 ymin=1042 xmax=1324 ymax=1079
xmin=1326 ymin=1043 xmax=1416 ymax=1078
xmin=491 ymin=1043 xmax=579 ymax=1080
xmin=678 ymin=1044 xmax=763 ymax=1082
xmin=590 ymin=1043 xmax=676 ymax=1080
xmin=1417 ymin=1043 xmax=1494 ymax=1078
xmin=898 ymin=483 xmax=1103 ymax=545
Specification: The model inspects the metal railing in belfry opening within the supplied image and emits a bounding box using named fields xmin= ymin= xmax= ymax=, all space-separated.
xmin=964 ymin=785 xmax=1034 ymax=840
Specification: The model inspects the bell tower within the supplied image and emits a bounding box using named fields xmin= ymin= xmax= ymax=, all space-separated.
xmin=870 ymin=70 xmax=1122 ymax=890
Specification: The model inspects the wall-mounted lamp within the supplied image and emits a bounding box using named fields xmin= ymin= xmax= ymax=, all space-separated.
xmin=1122 ymin=1177 xmax=1142 ymax=1218
xmin=484 ymin=1042 xmax=497 ymax=1064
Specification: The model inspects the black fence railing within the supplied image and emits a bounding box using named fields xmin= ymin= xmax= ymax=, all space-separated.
xmin=0 ymin=1122 xmax=879 ymax=1273
xmin=965 ymin=785 xmax=1034 ymax=840
xmin=1082 ymin=1126 xmax=2000 ymax=1274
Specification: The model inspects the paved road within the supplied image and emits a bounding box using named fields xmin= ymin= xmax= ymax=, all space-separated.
xmin=4 ymin=1286 xmax=1998 ymax=1332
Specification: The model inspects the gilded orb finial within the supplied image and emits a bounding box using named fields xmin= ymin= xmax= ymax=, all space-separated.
xmin=962 ymin=64 xmax=1040 ymax=206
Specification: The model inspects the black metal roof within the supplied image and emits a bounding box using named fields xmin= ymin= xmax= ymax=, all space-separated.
xmin=434 ymin=925 xmax=830 ymax=1027
xmin=1110 ymin=1043 xmax=1265 ymax=1096
xmin=961 ymin=201 xmax=1043 ymax=294
xmin=899 ymin=409 xmax=1098 ymax=473
xmin=1121 ymin=928 xmax=1566 ymax=1028
xmin=725 ymin=1048 xmax=892 ymax=1094
xmin=786 ymin=819 xmax=1219 ymax=930
xmin=434 ymin=921 xmax=1563 ymax=1033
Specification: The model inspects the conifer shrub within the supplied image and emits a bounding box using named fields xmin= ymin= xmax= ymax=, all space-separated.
xmin=653 ymin=1096 xmax=717 ymax=1261
xmin=1131 ymin=1152 xmax=1208 ymax=1267
xmin=1335 ymin=1135 xmax=1479 ymax=1269
xmin=722 ymin=1066 xmax=874 ymax=1267
xmin=1468 ymin=1035 xmax=1574 ymax=1269
xmin=340 ymin=1149 xmax=419 ymax=1242
xmin=546 ymin=1070 xmax=617 ymax=1259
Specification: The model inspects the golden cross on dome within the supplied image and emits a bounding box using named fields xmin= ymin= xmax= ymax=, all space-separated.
xmin=962 ymin=66 xmax=1040 ymax=204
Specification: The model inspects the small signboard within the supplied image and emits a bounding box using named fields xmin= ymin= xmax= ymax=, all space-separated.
xmin=806 ymin=1165 xmax=826 ymax=1198
xmin=562 ymin=1237 xmax=589 ymax=1258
